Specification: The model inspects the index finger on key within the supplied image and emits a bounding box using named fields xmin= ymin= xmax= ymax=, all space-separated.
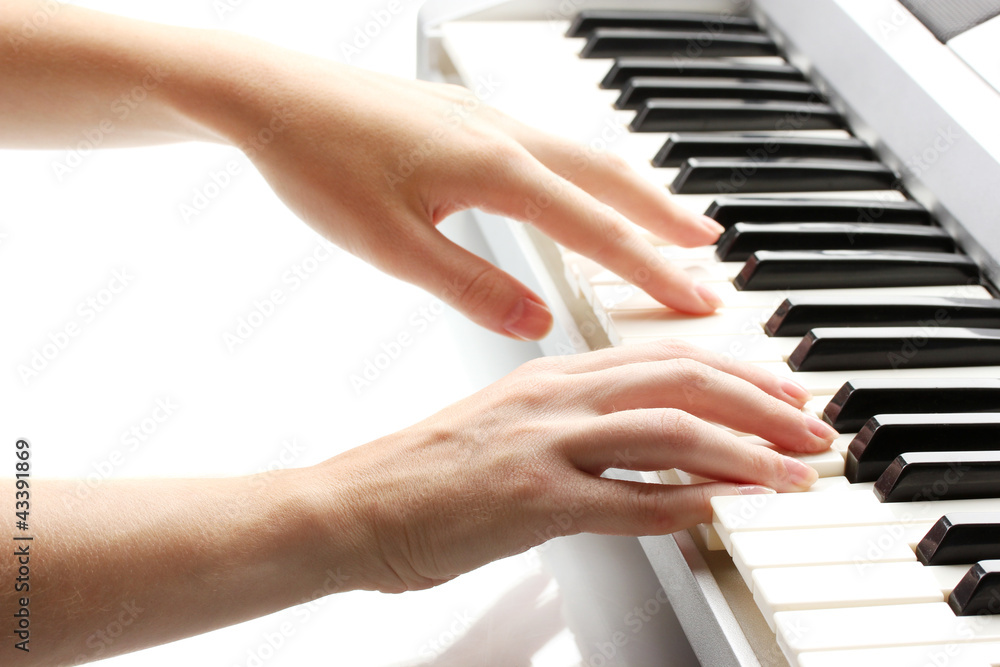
xmin=480 ymin=155 xmax=724 ymax=315
xmin=495 ymin=115 xmax=724 ymax=247
xmin=554 ymin=339 xmax=813 ymax=409
xmin=581 ymin=358 xmax=836 ymax=453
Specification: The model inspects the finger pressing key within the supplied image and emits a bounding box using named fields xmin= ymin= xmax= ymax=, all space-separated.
xmin=564 ymin=409 xmax=819 ymax=492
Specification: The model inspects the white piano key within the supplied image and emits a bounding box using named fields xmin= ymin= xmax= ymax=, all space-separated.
xmin=604 ymin=308 xmax=768 ymax=342
xmin=804 ymin=396 xmax=834 ymax=419
xmin=806 ymin=476 xmax=852 ymax=492
xmin=588 ymin=259 xmax=744 ymax=285
xmin=775 ymin=602 xmax=1000 ymax=662
xmin=753 ymin=562 xmax=969 ymax=631
xmin=757 ymin=362 xmax=1000 ymax=396
xmin=590 ymin=281 xmax=993 ymax=313
xmin=731 ymin=523 xmax=931 ymax=591
xmin=798 ymin=642 xmax=1000 ymax=667
xmin=711 ymin=489 xmax=1000 ymax=552
xmin=831 ymin=434 xmax=853 ymax=456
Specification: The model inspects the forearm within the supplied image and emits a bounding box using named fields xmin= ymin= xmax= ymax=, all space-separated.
xmin=0 ymin=470 xmax=364 ymax=665
xmin=0 ymin=1 xmax=282 ymax=148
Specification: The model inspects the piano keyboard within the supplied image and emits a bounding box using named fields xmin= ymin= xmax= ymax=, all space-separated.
xmin=423 ymin=2 xmax=1000 ymax=666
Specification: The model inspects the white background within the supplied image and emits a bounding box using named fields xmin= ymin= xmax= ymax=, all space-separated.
xmin=0 ymin=1 xmax=698 ymax=665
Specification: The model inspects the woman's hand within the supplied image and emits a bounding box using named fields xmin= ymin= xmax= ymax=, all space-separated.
xmin=190 ymin=46 xmax=726 ymax=340
xmin=311 ymin=340 xmax=835 ymax=593
xmin=2 ymin=2 xmax=725 ymax=340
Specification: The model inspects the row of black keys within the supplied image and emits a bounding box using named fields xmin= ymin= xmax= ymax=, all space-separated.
xmin=701 ymin=198 xmax=990 ymax=372
xmin=824 ymin=380 xmax=1000 ymax=615
xmin=566 ymin=9 xmax=1000 ymax=621
xmin=823 ymin=380 xmax=1000 ymax=493
xmin=706 ymin=200 xmax=975 ymax=294
xmin=569 ymin=12 xmax=891 ymax=193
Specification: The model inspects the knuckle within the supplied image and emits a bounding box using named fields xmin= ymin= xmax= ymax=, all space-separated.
xmin=596 ymin=151 xmax=630 ymax=174
xmin=658 ymin=408 xmax=697 ymax=449
xmin=666 ymin=358 xmax=720 ymax=401
xmin=590 ymin=216 xmax=636 ymax=259
xmin=624 ymin=485 xmax=678 ymax=534
xmin=450 ymin=265 xmax=504 ymax=317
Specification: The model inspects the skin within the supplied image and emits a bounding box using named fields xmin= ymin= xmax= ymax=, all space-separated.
xmin=0 ymin=2 xmax=837 ymax=664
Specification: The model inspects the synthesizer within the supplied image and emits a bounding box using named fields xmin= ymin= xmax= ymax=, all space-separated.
xmin=417 ymin=1 xmax=1000 ymax=665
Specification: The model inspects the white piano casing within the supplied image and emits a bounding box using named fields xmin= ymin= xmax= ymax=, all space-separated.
xmin=417 ymin=2 xmax=1000 ymax=666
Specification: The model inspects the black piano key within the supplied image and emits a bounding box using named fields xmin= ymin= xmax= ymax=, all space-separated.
xmin=631 ymin=100 xmax=842 ymax=132
xmin=601 ymin=59 xmax=804 ymax=89
xmin=616 ymin=77 xmax=820 ymax=109
xmin=734 ymin=250 xmax=979 ymax=291
xmin=875 ymin=451 xmax=1000 ymax=503
xmin=917 ymin=513 xmax=1000 ymax=566
xmin=670 ymin=159 xmax=897 ymax=195
xmin=654 ymin=134 xmax=874 ymax=167
xmin=845 ymin=413 xmax=1000 ymax=483
xmin=581 ymin=29 xmax=778 ymax=59
xmin=704 ymin=197 xmax=931 ymax=227
xmin=567 ymin=11 xmax=760 ymax=38
xmin=949 ymin=560 xmax=1000 ymax=616
xmin=765 ymin=296 xmax=1000 ymax=337
xmin=788 ymin=326 xmax=1000 ymax=372
xmin=716 ymin=223 xmax=953 ymax=261
xmin=824 ymin=379 xmax=1000 ymax=433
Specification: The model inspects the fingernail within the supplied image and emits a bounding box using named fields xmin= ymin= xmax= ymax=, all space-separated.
xmin=780 ymin=379 xmax=812 ymax=404
xmin=503 ymin=298 xmax=552 ymax=341
xmin=695 ymin=283 xmax=724 ymax=310
xmin=700 ymin=215 xmax=725 ymax=236
xmin=806 ymin=415 xmax=838 ymax=441
xmin=736 ymin=485 xmax=776 ymax=496
xmin=784 ymin=457 xmax=818 ymax=488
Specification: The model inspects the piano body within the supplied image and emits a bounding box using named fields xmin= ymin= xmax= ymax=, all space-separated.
xmin=417 ymin=1 xmax=1000 ymax=666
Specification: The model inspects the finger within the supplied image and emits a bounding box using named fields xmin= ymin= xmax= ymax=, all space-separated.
xmin=499 ymin=119 xmax=724 ymax=246
xmin=472 ymin=152 xmax=723 ymax=315
xmin=561 ymin=410 xmax=818 ymax=492
xmin=580 ymin=358 xmax=836 ymax=452
xmin=396 ymin=223 xmax=554 ymax=340
xmin=553 ymin=339 xmax=812 ymax=408
xmin=571 ymin=477 xmax=774 ymax=536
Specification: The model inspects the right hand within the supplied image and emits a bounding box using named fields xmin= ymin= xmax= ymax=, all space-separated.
xmin=308 ymin=340 xmax=836 ymax=594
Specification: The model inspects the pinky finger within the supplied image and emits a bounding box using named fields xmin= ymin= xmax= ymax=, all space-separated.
xmin=573 ymin=476 xmax=774 ymax=537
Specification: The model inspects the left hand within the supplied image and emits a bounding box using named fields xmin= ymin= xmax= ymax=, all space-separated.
xmin=195 ymin=42 xmax=726 ymax=340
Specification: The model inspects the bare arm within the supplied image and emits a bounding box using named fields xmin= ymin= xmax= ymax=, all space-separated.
xmin=1 ymin=1 xmax=727 ymax=339
xmin=1 ymin=341 xmax=832 ymax=664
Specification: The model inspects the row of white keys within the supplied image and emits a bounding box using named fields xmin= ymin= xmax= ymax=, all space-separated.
xmin=797 ymin=641 xmax=1000 ymax=667
xmin=559 ymin=22 xmax=1000 ymax=667
xmin=711 ymin=491 xmax=1000 ymax=552
xmin=731 ymin=522 xmax=933 ymax=590
xmin=776 ymin=603 xmax=1000 ymax=664
xmin=753 ymin=561 xmax=970 ymax=631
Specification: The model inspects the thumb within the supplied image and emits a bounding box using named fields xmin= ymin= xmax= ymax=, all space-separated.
xmin=407 ymin=226 xmax=554 ymax=340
